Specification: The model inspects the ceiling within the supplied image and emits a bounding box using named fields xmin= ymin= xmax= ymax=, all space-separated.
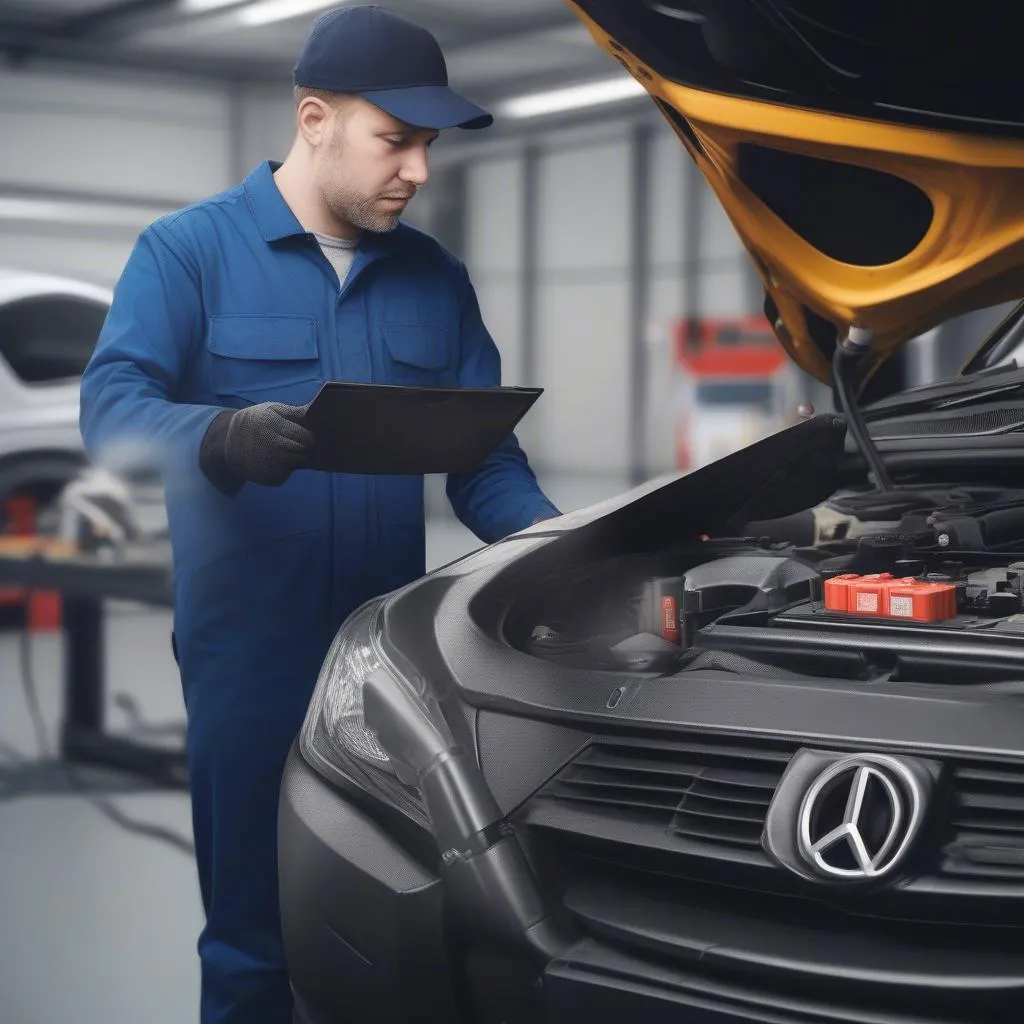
xmin=0 ymin=0 xmax=627 ymax=108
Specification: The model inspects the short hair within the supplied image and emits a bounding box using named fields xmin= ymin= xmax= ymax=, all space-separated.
xmin=293 ymin=86 xmax=354 ymax=108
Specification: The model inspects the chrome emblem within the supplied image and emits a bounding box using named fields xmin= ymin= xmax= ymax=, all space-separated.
xmin=797 ymin=754 xmax=922 ymax=880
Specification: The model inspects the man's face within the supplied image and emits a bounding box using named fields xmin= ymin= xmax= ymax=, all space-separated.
xmin=315 ymin=97 xmax=438 ymax=233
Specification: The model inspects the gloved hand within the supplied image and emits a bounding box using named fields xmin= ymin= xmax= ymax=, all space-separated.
xmin=200 ymin=402 xmax=315 ymax=492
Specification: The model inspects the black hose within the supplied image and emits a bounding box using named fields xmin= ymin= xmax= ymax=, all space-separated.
xmin=832 ymin=343 xmax=894 ymax=491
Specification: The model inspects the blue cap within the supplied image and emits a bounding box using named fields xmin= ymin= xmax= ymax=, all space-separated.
xmin=293 ymin=5 xmax=493 ymax=131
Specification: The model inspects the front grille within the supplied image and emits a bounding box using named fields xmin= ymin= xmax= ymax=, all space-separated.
xmin=942 ymin=762 xmax=1024 ymax=881
xmin=528 ymin=734 xmax=1024 ymax=928
xmin=534 ymin=736 xmax=791 ymax=854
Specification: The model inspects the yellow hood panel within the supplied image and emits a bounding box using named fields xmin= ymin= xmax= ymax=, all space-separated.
xmin=567 ymin=0 xmax=1024 ymax=389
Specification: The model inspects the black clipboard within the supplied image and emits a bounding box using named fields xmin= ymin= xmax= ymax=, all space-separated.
xmin=303 ymin=381 xmax=543 ymax=475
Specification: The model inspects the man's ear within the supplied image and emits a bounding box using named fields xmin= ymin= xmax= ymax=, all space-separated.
xmin=297 ymin=97 xmax=332 ymax=147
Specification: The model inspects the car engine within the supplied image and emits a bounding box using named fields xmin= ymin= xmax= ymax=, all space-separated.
xmin=508 ymin=484 xmax=1024 ymax=687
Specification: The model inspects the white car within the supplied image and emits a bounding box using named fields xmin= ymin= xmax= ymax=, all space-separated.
xmin=0 ymin=268 xmax=112 ymax=530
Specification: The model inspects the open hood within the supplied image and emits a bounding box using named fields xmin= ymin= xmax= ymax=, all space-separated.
xmin=566 ymin=0 xmax=1024 ymax=390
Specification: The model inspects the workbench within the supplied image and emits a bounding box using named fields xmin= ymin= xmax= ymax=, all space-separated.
xmin=0 ymin=541 xmax=185 ymax=789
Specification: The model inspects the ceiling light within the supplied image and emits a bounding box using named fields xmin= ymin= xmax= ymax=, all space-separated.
xmin=180 ymin=0 xmax=242 ymax=11
xmin=237 ymin=0 xmax=340 ymax=27
xmin=645 ymin=1 xmax=705 ymax=21
xmin=0 ymin=196 xmax=168 ymax=228
xmin=497 ymin=76 xmax=647 ymax=119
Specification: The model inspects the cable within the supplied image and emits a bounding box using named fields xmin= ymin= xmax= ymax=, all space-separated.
xmin=3 ymin=605 xmax=195 ymax=857
xmin=112 ymin=693 xmax=186 ymax=739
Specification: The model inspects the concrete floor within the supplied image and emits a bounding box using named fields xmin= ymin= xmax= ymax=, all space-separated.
xmin=0 ymin=474 xmax=629 ymax=1024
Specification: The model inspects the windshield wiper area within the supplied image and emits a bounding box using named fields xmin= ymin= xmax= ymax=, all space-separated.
xmin=862 ymin=364 xmax=1024 ymax=421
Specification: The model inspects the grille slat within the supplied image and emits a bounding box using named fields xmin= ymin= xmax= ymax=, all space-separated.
xmin=548 ymin=790 xmax=684 ymax=815
xmin=678 ymin=781 xmax=772 ymax=820
xmin=579 ymin=754 xmax=782 ymax=789
xmin=951 ymin=815 xmax=1024 ymax=835
xmin=674 ymin=804 xmax=767 ymax=826
xmin=955 ymin=767 xmax=1024 ymax=786
xmin=942 ymin=764 xmax=1024 ymax=881
xmin=583 ymin=746 xmax=790 ymax=770
xmin=670 ymin=819 xmax=766 ymax=847
xmin=558 ymin=775 xmax=694 ymax=797
xmin=958 ymin=791 xmax=1024 ymax=813
xmin=535 ymin=738 xmax=788 ymax=852
xmin=675 ymin=806 xmax=765 ymax=831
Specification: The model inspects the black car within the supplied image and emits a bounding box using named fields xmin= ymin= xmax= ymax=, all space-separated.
xmin=279 ymin=3 xmax=1024 ymax=1022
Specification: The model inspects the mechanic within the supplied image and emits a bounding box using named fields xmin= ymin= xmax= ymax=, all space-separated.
xmin=78 ymin=6 xmax=561 ymax=1023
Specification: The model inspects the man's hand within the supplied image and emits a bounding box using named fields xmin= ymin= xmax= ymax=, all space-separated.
xmin=200 ymin=401 xmax=315 ymax=492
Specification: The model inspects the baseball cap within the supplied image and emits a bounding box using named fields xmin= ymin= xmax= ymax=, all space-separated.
xmin=293 ymin=5 xmax=493 ymax=131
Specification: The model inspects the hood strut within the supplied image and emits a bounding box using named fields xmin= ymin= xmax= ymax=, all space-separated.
xmin=834 ymin=326 xmax=895 ymax=491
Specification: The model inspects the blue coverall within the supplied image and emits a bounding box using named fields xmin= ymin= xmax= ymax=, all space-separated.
xmin=78 ymin=160 xmax=559 ymax=1023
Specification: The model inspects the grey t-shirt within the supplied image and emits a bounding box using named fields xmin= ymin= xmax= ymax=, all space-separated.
xmin=314 ymin=231 xmax=359 ymax=288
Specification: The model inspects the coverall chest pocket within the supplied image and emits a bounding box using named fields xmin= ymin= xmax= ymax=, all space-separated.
xmin=207 ymin=314 xmax=321 ymax=406
xmin=381 ymin=323 xmax=451 ymax=386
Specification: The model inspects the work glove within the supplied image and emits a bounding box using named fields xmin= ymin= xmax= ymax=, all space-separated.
xmin=200 ymin=402 xmax=315 ymax=493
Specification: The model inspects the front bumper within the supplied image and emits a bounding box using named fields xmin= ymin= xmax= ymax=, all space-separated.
xmin=281 ymin=740 xmax=1022 ymax=1024
xmin=278 ymin=743 xmax=461 ymax=1024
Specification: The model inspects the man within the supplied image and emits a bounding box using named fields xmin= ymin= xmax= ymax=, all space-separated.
xmin=78 ymin=6 xmax=560 ymax=1023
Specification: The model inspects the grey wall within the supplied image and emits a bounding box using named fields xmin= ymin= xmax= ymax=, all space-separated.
xmin=0 ymin=73 xmax=439 ymax=287
xmin=0 ymin=65 xmax=235 ymax=285
xmin=462 ymin=117 xmax=755 ymax=480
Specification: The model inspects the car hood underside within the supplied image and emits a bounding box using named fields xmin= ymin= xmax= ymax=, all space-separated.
xmin=565 ymin=0 xmax=1024 ymax=391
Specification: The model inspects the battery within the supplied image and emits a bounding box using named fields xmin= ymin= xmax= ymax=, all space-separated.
xmin=824 ymin=573 xmax=891 ymax=614
xmin=885 ymin=579 xmax=957 ymax=621
xmin=850 ymin=574 xmax=895 ymax=617
xmin=822 ymin=573 xmax=855 ymax=611
xmin=823 ymin=573 xmax=956 ymax=622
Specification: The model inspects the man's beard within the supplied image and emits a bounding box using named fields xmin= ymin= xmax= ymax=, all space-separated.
xmin=322 ymin=132 xmax=415 ymax=233
xmin=326 ymin=185 xmax=410 ymax=233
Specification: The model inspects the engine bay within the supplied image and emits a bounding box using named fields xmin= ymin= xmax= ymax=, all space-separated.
xmin=506 ymin=484 xmax=1024 ymax=684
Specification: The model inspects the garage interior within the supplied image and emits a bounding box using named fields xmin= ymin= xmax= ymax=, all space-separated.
xmin=0 ymin=2 xmax=1016 ymax=1022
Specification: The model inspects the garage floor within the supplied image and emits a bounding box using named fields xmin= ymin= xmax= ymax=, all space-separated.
xmin=0 ymin=475 xmax=629 ymax=1024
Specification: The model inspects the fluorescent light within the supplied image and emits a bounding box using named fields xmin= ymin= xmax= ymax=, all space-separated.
xmin=498 ymin=76 xmax=647 ymax=119
xmin=237 ymin=0 xmax=339 ymax=26
xmin=0 ymin=196 xmax=170 ymax=229
xmin=180 ymin=0 xmax=241 ymax=11
xmin=646 ymin=2 xmax=704 ymax=21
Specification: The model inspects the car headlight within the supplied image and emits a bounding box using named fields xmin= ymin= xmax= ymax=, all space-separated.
xmin=300 ymin=597 xmax=436 ymax=827
xmin=314 ymin=598 xmax=391 ymax=768
xmin=300 ymin=594 xmax=516 ymax=867
xmin=302 ymin=597 xmax=395 ymax=772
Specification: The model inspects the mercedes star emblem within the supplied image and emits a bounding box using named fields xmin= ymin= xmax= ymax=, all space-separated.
xmin=797 ymin=754 xmax=922 ymax=880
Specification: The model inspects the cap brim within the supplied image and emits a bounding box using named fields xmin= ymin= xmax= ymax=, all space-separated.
xmin=358 ymin=84 xmax=493 ymax=130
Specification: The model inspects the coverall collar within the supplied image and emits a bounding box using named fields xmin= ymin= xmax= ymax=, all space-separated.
xmin=243 ymin=161 xmax=400 ymax=263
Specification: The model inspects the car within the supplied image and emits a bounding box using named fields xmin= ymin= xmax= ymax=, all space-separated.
xmin=278 ymin=3 xmax=1024 ymax=1022
xmin=0 ymin=268 xmax=112 ymax=530
xmin=0 ymin=268 xmax=168 ymax=544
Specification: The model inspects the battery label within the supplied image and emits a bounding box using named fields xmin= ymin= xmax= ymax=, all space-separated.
xmin=855 ymin=592 xmax=878 ymax=613
xmin=889 ymin=595 xmax=914 ymax=618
